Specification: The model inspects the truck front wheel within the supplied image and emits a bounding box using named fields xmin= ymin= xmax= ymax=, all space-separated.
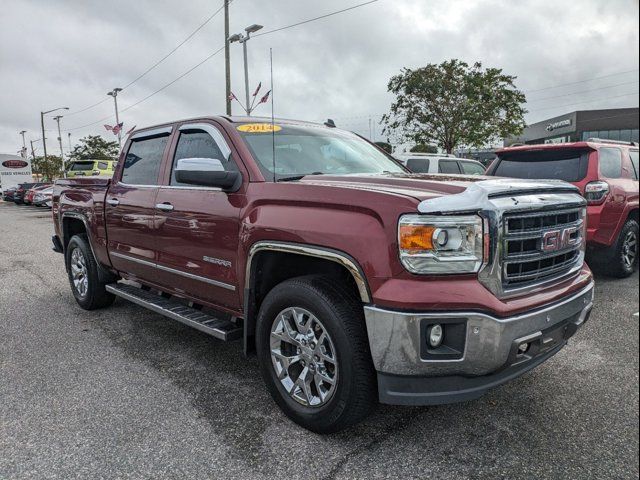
xmin=256 ymin=275 xmax=376 ymax=433
xmin=65 ymin=234 xmax=115 ymax=310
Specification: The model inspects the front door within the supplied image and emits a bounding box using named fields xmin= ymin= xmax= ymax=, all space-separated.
xmin=105 ymin=129 xmax=172 ymax=282
xmin=153 ymin=122 xmax=244 ymax=311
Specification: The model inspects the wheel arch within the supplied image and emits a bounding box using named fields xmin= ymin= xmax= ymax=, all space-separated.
xmin=242 ymin=241 xmax=371 ymax=354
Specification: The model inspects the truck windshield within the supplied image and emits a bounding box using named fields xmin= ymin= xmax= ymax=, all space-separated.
xmin=69 ymin=161 xmax=95 ymax=171
xmin=237 ymin=123 xmax=405 ymax=180
xmin=493 ymin=150 xmax=590 ymax=182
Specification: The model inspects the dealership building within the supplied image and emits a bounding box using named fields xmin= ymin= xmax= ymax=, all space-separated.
xmin=505 ymin=107 xmax=639 ymax=146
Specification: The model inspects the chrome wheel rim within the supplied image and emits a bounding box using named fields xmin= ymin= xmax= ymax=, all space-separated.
xmin=270 ymin=307 xmax=338 ymax=407
xmin=622 ymin=231 xmax=637 ymax=269
xmin=70 ymin=248 xmax=89 ymax=297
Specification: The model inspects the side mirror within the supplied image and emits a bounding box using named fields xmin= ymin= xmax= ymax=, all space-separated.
xmin=174 ymin=157 xmax=241 ymax=191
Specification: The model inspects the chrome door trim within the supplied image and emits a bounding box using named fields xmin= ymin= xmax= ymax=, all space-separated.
xmin=178 ymin=122 xmax=232 ymax=160
xmin=110 ymin=251 xmax=236 ymax=291
xmin=155 ymin=203 xmax=174 ymax=211
xmin=246 ymin=241 xmax=371 ymax=303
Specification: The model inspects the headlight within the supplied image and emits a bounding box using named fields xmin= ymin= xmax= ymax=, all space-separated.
xmin=398 ymin=214 xmax=485 ymax=274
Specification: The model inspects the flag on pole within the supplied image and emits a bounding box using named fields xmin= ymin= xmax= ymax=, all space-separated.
xmin=252 ymin=82 xmax=262 ymax=97
xmin=112 ymin=123 xmax=124 ymax=135
xmin=259 ymin=90 xmax=271 ymax=104
xmin=104 ymin=124 xmax=114 ymax=132
xmin=229 ymin=92 xmax=238 ymax=101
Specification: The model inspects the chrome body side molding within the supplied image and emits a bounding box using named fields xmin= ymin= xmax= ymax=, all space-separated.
xmin=245 ymin=241 xmax=371 ymax=303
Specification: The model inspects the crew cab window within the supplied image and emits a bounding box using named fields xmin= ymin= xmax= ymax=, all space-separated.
xmin=170 ymin=129 xmax=238 ymax=186
xmin=122 ymin=135 xmax=169 ymax=185
xmin=406 ymin=158 xmax=430 ymax=173
xmin=599 ymin=147 xmax=623 ymax=179
xmin=439 ymin=160 xmax=461 ymax=174
xmin=460 ymin=161 xmax=486 ymax=175
xmin=629 ymin=151 xmax=639 ymax=180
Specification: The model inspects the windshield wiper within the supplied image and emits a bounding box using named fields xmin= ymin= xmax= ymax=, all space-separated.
xmin=277 ymin=172 xmax=323 ymax=182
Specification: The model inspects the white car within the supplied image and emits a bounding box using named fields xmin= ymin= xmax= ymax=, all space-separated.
xmin=394 ymin=153 xmax=487 ymax=175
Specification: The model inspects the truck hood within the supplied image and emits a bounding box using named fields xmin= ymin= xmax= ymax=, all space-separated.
xmin=298 ymin=173 xmax=580 ymax=207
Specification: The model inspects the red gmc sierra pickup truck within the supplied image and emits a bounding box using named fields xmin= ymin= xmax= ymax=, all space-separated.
xmin=53 ymin=116 xmax=595 ymax=433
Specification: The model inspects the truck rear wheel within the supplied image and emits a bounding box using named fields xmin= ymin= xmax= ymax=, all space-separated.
xmin=65 ymin=234 xmax=115 ymax=310
xmin=256 ymin=275 xmax=376 ymax=433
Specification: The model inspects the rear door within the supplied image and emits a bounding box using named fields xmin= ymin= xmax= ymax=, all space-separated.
xmin=152 ymin=121 xmax=245 ymax=311
xmin=459 ymin=160 xmax=486 ymax=175
xmin=105 ymin=127 xmax=172 ymax=281
xmin=597 ymin=147 xmax=628 ymax=241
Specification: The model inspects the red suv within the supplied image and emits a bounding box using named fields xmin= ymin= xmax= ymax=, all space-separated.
xmin=488 ymin=140 xmax=639 ymax=277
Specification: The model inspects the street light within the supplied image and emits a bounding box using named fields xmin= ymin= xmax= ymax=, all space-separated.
xmin=228 ymin=24 xmax=263 ymax=116
xmin=107 ymin=88 xmax=123 ymax=148
xmin=19 ymin=130 xmax=27 ymax=158
xmin=40 ymin=107 xmax=68 ymax=165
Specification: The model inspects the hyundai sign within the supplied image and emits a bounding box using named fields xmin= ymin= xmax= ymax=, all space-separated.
xmin=0 ymin=154 xmax=33 ymax=192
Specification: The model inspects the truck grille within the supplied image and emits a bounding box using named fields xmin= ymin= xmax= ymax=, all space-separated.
xmin=502 ymin=208 xmax=584 ymax=288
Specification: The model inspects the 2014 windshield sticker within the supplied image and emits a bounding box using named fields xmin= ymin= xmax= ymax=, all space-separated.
xmin=237 ymin=123 xmax=282 ymax=133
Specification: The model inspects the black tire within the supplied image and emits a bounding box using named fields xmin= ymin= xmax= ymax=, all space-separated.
xmin=65 ymin=234 xmax=115 ymax=310
xmin=256 ymin=275 xmax=377 ymax=433
xmin=589 ymin=219 xmax=639 ymax=278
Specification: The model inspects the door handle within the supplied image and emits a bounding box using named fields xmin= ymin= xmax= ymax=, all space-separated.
xmin=156 ymin=202 xmax=174 ymax=211
xmin=106 ymin=198 xmax=120 ymax=206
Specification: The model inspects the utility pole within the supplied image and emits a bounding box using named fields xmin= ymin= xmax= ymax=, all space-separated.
xmin=107 ymin=88 xmax=123 ymax=148
xmin=68 ymin=133 xmax=72 ymax=153
xmin=224 ymin=0 xmax=231 ymax=115
xmin=40 ymin=106 xmax=68 ymax=164
xmin=19 ymin=130 xmax=27 ymax=158
xmin=53 ymin=115 xmax=66 ymax=177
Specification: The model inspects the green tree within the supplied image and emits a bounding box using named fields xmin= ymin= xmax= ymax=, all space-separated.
xmin=410 ymin=144 xmax=438 ymax=154
xmin=382 ymin=59 xmax=527 ymax=154
xmin=32 ymin=155 xmax=63 ymax=181
xmin=374 ymin=141 xmax=393 ymax=154
xmin=68 ymin=135 xmax=119 ymax=162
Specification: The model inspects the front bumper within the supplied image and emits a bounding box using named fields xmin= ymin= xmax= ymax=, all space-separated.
xmin=364 ymin=282 xmax=594 ymax=405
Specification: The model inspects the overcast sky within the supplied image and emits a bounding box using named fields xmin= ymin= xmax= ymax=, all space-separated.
xmin=1 ymin=0 xmax=638 ymax=155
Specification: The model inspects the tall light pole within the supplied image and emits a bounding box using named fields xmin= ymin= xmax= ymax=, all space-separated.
xmin=53 ymin=115 xmax=66 ymax=177
xmin=228 ymin=24 xmax=263 ymax=116
xmin=19 ymin=130 xmax=27 ymax=158
xmin=40 ymin=107 xmax=68 ymax=164
xmin=107 ymin=88 xmax=123 ymax=148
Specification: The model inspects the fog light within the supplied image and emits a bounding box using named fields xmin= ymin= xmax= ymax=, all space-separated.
xmin=518 ymin=343 xmax=529 ymax=355
xmin=428 ymin=324 xmax=444 ymax=348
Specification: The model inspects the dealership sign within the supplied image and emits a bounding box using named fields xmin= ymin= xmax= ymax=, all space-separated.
xmin=546 ymin=119 xmax=572 ymax=132
xmin=0 ymin=154 xmax=33 ymax=191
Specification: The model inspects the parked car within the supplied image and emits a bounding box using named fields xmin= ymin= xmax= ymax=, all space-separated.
xmin=53 ymin=116 xmax=594 ymax=433
xmin=487 ymin=139 xmax=639 ymax=277
xmin=24 ymin=184 xmax=52 ymax=205
xmin=14 ymin=182 xmax=48 ymax=205
xmin=33 ymin=186 xmax=53 ymax=208
xmin=394 ymin=152 xmax=487 ymax=175
xmin=66 ymin=159 xmax=117 ymax=178
xmin=2 ymin=186 xmax=17 ymax=202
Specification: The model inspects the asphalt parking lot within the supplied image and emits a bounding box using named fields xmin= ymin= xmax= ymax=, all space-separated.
xmin=0 ymin=201 xmax=638 ymax=480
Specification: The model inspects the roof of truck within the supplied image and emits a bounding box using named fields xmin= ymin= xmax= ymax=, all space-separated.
xmin=498 ymin=140 xmax=638 ymax=154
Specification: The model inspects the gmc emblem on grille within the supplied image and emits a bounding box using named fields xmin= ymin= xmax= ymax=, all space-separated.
xmin=542 ymin=227 xmax=579 ymax=252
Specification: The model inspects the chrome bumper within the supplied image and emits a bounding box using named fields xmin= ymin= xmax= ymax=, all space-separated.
xmin=364 ymin=282 xmax=594 ymax=377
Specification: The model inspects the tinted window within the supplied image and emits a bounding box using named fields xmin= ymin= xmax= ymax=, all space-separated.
xmin=599 ymin=147 xmax=623 ymax=179
xmin=493 ymin=150 xmax=589 ymax=182
xmin=460 ymin=161 xmax=486 ymax=175
xmin=171 ymin=130 xmax=237 ymax=186
xmin=97 ymin=162 xmax=109 ymax=170
xmin=439 ymin=160 xmax=461 ymax=174
xmin=629 ymin=151 xmax=639 ymax=180
xmin=406 ymin=158 xmax=430 ymax=173
xmin=70 ymin=161 xmax=94 ymax=171
xmin=122 ymin=135 xmax=169 ymax=185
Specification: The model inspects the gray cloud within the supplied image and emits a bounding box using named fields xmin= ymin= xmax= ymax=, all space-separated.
xmin=0 ymin=0 xmax=638 ymax=154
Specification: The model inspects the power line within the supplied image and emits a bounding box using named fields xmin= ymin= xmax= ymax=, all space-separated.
xmin=527 ymin=91 xmax=639 ymax=113
xmin=254 ymin=0 xmax=380 ymax=37
xmin=526 ymin=80 xmax=640 ymax=103
xmin=524 ymin=69 xmax=639 ymax=94
xmin=66 ymin=0 xmax=231 ymax=118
